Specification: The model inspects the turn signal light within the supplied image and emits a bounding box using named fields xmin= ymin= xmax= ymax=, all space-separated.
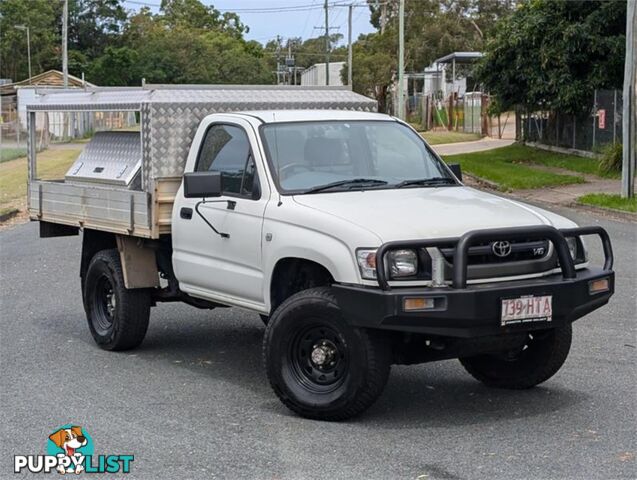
xmin=404 ymin=297 xmax=435 ymax=311
xmin=589 ymin=277 xmax=610 ymax=295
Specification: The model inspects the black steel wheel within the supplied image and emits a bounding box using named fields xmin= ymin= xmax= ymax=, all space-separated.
xmin=263 ymin=287 xmax=391 ymax=421
xmin=92 ymin=275 xmax=116 ymax=336
xmin=83 ymin=249 xmax=151 ymax=351
xmin=459 ymin=324 xmax=572 ymax=389
xmin=288 ymin=325 xmax=349 ymax=393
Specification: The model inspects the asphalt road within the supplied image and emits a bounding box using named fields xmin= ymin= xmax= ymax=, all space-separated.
xmin=1 ymin=207 xmax=635 ymax=480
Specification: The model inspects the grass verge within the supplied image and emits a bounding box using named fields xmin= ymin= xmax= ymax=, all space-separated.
xmin=486 ymin=144 xmax=618 ymax=178
xmin=421 ymin=130 xmax=481 ymax=145
xmin=444 ymin=146 xmax=585 ymax=191
xmin=443 ymin=146 xmax=585 ymax=191
xmin=0 ymin=149 xmax=80 ymax=213
xmin=578 ymin=193 xmax=637 ymax=213
xmin=1 ymin=147 xmax=27 ymax=163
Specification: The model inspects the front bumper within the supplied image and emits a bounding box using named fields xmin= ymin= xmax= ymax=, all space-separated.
xmin=333 ymin=267 xmax=614 ymax=337
xmin=333 ymin=225 xmax=615 ymax=338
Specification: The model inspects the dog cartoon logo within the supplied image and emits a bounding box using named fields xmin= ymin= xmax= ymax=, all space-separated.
xmin=47 ymin=426 xmax=91 ymax=475
xmin=14 ymin=424 xmax=133 ymax=475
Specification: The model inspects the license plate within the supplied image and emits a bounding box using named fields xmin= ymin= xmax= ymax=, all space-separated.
xmin=501 ymin=295 xmax=552 ymax=326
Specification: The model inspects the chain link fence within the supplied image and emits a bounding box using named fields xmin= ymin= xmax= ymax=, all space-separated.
xmin=519 ymin=89 xmax=622 ymax=152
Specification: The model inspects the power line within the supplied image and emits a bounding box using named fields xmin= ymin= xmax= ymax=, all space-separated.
xmin=299 ymin=0 xmax=318 ymax=39
xmin=122 ymin=0 xmax=373 ymax=13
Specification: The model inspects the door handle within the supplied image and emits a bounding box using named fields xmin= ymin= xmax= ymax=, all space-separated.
xmin=180 ymin=207 xmax=193 ymax=220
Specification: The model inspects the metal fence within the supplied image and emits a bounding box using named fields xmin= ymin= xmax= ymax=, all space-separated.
xmin=1 ymin=111 xmax=138 ymax=152
xmin=519 ymin=89 xmax=622 ymax=151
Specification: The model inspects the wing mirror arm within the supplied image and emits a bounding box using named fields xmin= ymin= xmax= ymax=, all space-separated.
xmin=194 ymin=199 xmax=230 ymax=239
xmin=184 ymin=171 xmax=231 ymax=238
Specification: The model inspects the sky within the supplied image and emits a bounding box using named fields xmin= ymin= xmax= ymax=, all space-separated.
xmin=122 ymin=0 xmax=377 ymax=47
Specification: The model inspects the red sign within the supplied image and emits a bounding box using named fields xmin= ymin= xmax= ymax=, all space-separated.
xmin=598 ymin=109 xmax=606 ymax=129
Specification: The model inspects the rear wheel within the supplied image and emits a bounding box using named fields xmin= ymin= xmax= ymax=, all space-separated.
xmin=83 ymin=249 xmax=151 ymax=351
xmin=263 ymin=287 xmax=391 ymax=421
xmin=459 ymin=324 xmax=572 ymax=389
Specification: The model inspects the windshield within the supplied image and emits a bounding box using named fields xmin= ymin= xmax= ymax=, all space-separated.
xmin=260 ymin=120 xmax=456 ymax=194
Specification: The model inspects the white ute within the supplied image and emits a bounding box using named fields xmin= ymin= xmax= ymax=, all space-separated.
xmin=27 ymin=86 xmax=614 ymax=420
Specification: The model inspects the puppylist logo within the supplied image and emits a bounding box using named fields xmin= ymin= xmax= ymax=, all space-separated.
xmin=14 ymin=425 xmax=134 ymax=475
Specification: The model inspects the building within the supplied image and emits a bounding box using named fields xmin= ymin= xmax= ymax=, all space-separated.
xmin=423 ymin=52 xmax=483 ymax=97
xmin=1 ymin=70 xmax=90 ymax=126
xmin=300 ymin=62 xmax=345 ymax=87
xmin=1 ymin=70 xmax=96 ymax=142
xmin=0 ymin=70 xmax=135 ymax=143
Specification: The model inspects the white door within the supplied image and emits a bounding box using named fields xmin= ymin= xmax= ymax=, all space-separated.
xmin=172 ymin=120 xmax=270 ymax=309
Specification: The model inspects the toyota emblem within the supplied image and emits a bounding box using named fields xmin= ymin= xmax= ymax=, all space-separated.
xmin=492 ymin=240 xmax=512 ymax=258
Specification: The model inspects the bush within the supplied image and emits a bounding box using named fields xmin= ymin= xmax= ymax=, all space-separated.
xmin=598 ymin=143 xmax=622 ymax=175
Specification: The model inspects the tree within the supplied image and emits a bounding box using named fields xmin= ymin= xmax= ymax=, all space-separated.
xmin=159 ymin=0 xmax=246 ymax=37
xmin=0 ymin=0 xmax=61 ymax=81
xmin=87 ymin=4 xmax=272 ymax=86
xmin=348 ymin=0 xmax=515 ymax=112
xmin=68 ymin=0 xmax=127 ymax=60
xmin=477 ymin=0 xmax=626 ymax=114
xmin=349 ymin=32 xmax=395 ymax=111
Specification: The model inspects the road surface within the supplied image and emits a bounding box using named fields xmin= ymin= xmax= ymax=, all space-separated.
xmin=0 ymin=208 xmax=635 ymax=479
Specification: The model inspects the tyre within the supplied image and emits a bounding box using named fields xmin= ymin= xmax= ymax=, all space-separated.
xmin=263 ymin=287 xmax=391 ymax=421
xmin=83 ymin=249 xmax=151 ymax=351
xmin=459 ymin=324 xmax=572 ymax=389
xmin=259 ymin=314 xmax=270 ymax=326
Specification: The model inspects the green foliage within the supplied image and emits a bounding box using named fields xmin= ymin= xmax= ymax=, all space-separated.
xmin=88 ymin=2 xmax=272 ymax=86
xmin=0 ymin=0 xmax=61 ymax=82
xmin=477 ymin=0 xmax=626 ymax=114
xmin=349 ymin=0 xmax=515 ymax=112
xmin=598 ymin=143 xmax=623 ymax=176
xmin=348 ymin=32 xmax=395 ymax=111
xmin=443 ymin=145 xmax=586 ymax=190
xmin=68 ymin=0 xmax=127 ymax=59
xmin=578 ymin=193 xmax=637 ymax=213
xmin=0 ymin=0 xmax=272 ymax=86
xmin=489 ymin=144 xmax=618 ymax=178
xmin=0 ymin=148 xmax=27 ymax=163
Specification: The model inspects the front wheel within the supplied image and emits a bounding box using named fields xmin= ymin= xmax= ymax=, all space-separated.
xmin=83 ymin=249 xmax=151 ymax=351
xmin=459 ymin=324 xmax=572 ymax=389
xmin=263 ymin=287 xmax=391 ymax=421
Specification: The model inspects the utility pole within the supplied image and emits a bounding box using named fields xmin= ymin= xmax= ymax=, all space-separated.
xmin=397 ymin=0 xmax=405 ymax=119
xmin=324 ymin=0 xmax=330 ymax=85
xmin=62 ymin=0 xmax=69 ymax=87
xmin=347 ymin=4 xmax=353 ymax=87
xmin=622 ymin=0 xmax=636 ymax=198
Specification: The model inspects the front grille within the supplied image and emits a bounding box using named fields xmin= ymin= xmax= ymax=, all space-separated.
xmin=439 ymin=239 xmax=550 ymax=265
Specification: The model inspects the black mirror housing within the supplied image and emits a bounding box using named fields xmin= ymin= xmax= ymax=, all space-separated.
xmin=184 ymin=171 xmax=223 ymax=198
xmin=448 ymin=163 xmax=462 ymax=182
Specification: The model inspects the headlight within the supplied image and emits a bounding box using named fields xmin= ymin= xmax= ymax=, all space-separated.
xmin=565 ymin=236 xmax=587 ymax=263
xmin=566 ymin=237 xmax=578 ymax=260
xmin=388 ymin=249 xmax=418 ymax=277
xmin=356 ymin=248 xmax=419 ymax=280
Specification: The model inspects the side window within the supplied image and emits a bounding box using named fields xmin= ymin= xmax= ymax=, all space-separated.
xmin=196 ymin=124 xmax=258 ymax=197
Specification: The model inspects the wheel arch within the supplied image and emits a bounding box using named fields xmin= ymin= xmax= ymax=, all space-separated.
xmin=268 ymin=257 xmax=335 ymax=314
xmin=80 ymin=229 xmax=117 ymax=284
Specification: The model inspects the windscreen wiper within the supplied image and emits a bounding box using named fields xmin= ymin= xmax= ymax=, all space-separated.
xmin=395 ymin=177 xmax=457 ymax=188
xmin=305 ymin=178 xmax=388 ymax=194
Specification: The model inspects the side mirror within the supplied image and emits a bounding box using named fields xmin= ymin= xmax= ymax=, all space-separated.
xmin=184 ymin=171 xmax=223 ymax=198
xmin=448 ymin=163 xmax=462 ymax=182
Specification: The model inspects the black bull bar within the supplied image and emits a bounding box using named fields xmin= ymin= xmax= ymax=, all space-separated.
xmin=375 ymin=225 xmax=614 ymax=290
